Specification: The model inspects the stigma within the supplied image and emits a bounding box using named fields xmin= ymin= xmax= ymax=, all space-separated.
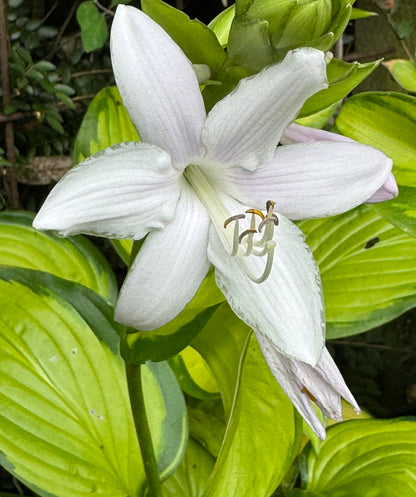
xmin=224 ymin=201 xmax=278 ymax=283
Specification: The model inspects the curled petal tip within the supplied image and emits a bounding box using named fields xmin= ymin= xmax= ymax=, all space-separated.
xmin=366 ymin=173 xmax=399 ymax=203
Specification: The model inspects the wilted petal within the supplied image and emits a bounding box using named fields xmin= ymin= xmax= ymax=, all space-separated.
xmin=115 ymin=185 xmax=210 ymax=330
xmin=256 ymin=332 xmax=360 ymax=440
xmin=366 ymin=173 xmax=398 ymax=203
xmin=111 ymin=6 xmax=206 ymax=169
xmin=202 ymin=48 xmax=327 ymax=170
xmin=228 ymin=141 xmax=393 ymax=219
xmin=33 ymin=143 xmax=180 ymax=240
xmin=208 ymin=199 xmax=325 ymax=365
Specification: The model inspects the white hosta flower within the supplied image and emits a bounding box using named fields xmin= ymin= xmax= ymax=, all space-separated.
xmin=34 ymin=6 xmax=393 ymax=431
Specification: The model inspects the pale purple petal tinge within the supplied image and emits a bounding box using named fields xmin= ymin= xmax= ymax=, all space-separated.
xmin=228 ymin=141 xmax=393 ymax=219
xmin=282 ymin=123 xmax=399 ymax=204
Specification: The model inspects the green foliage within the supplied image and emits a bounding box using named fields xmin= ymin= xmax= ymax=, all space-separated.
xmin=73 ymin=86 xmax=139 ymax=164
xmin=299 ymin=205 xmax=416 ymax=338
xmin=76 ymin=2 xmax=109 ymax=53
xmin=121 ymin=269 xmax=224 ymax=364
xmin=299 ymin=58 xmax=381 ymax=118
xmin=335 ymin=92 xmax=416 ymax=237
xmin=141 ymin=0 xmax=226 ymax=77
xmin=0 ymin=210 xmax=118 ymax=303
xmin=228 ymin=0 xmax=351 ymax=69
xmin=291 ymin=418 xmax=416 ymax=497
xmin=0 ymin=267 xmax=188 ymax=496
xmin=383 ymin=59 xmax=416 ymax=93
xmin=1 ymin=1 xmax=113 ymax=168
xmin=192 ymin=305 xmax=301 ymax=497
xmin=162 ymin=438 xmax=215 ymax=497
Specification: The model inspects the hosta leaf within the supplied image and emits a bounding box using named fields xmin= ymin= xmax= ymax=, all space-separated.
xmin=0 ymin=210 xmax=117 ymax=303
xmin=162 ymin=437 xmax=215 ymax=497
xmin=335 ymin=92 xmax=416 ymax=236
xmin=299 ymin=58 xmax=380 ymax=118
xmin=383 ymin=59 xmax=416 ymax=93
xmin=141 ymin=0 xmax=226 ymax=77
xmin=299 ymin=205 xmax=416 ymax=338
xmin=335 ymin=92 xmax=415 ymax=187
xmin=169 ymin=346 xmax=220 ymax=400
xmin=73 ymin=86 xmax=139 ymax=164
xmin=192 ymin=304 xmax=300 ymax=497
xmin=296 ymin=418 xmax=416 ymax=497
xmin=0 ymin=268 xmax=187 ymax=496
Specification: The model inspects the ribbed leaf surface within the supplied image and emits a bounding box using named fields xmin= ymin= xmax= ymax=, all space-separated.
xmin=0 ymin=211 xmax=117 ymax=303
xmin=299 ymin=205 xmax=416 ymax=338
xmin=0 ymin=268 xmax=187 ymax=497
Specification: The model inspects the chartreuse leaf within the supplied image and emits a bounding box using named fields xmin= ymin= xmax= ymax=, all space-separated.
xmin=299 ymin=204 xmax=416 ymax=338
xmin=383 ymin=59 xmax=416 ymax=93
xmin=73 ymin=86 xmax=139 ymax=164
xmin=162 ymin=438 xmax=215 ymax=497
xmin=208 ymin=4 xmax=235 ymax=46
xmin=141 ymin=0 xmax=226 ymax=77
xmin=192 ymin=304 xmax=301 ymax=497
xmin=76 ymin=1 xmax=108 ymax=52
xmin=0 ymin=267 xmax=188 ymax=495
xmin=291 ymin=418 xmax=416 ymax=497
xmin=299 ymin=58 xmax=381 ymax=118
xmin=0 ymin=210 xmax=117 ymax=303
xmin=169 ymin=346 xmax=220 ymax=400
xmin=335 ymin=92 xmax=416 ymax=237
xmin=121 ymin=269 xmax=224 ymax=364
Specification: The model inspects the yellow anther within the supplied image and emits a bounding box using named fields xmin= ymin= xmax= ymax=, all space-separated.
xmin=245 ymin=208 xmax=265 ymax=220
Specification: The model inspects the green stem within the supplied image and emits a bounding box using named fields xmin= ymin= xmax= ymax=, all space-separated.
xmin=125 ymin=362 xmax=164 ymax=497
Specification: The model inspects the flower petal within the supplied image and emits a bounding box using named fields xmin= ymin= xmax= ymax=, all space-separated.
xmin=281 ymin=122 xmax=355 ymax=144
xmin=115 ymin=185 xmax=210 ymax=330
xmin=228 ymin=141 xmax=393 ymax=219
xmin=366 ymin=172 xmax=399 ymax=203
xmin=207 ymin=198 xmax=325 ymax=365
xmin=33 ymin=143 xmax=180 ymax=239
xmin=256 ymin=332 xmax=360 ymax=440
xmin=202 ymin=48 xmax=327 ymax=170
xmin=111 ymin=5 xmax=206 ymax=169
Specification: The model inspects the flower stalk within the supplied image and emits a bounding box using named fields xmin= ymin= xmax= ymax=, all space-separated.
xmin=125 ymin=362 xmax=164 ymax=497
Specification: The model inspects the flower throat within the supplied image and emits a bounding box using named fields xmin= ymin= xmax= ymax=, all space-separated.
xmin=185 ymin=165 xmax=278 ymax=284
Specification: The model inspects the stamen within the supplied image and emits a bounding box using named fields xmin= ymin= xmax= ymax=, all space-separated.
xmin=224 ymin=213 xmax=245 ymax=228
xmin=238 ymin=229 xmax=257 ymax=244
xmin=223 ymin=200 xmax=279 ymax=284
xmin=245 ymin=208 xmax=265 ymax=220
xmin=258 ymin=215 xmax=279 ymax=233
